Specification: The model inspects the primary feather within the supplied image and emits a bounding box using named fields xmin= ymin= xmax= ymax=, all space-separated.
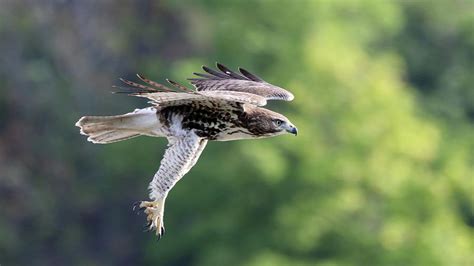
xmin=189 ymin=63 xmax=294 ymax=101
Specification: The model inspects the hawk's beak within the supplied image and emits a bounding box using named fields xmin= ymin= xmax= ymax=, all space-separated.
xmin=287 ymin=125 xmax=298 ymax=136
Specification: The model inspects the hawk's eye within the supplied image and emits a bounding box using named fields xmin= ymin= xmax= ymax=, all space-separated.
xmin=275 ymin=120 xmax=282 ymax=126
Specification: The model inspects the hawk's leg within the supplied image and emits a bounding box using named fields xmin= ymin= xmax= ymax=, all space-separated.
xmin=134 ymin=199 xmax=166 ymax=239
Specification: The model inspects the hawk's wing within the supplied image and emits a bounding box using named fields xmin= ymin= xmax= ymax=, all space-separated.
xmin=116 ymin=76 xmax=267 ymax=106
xmin=148 ymin=132 xmax=208 ymax=201
xmin=136 ymin=91 xmax=267 ymax=107
xmin=115 ymin=62 xmax=294 ymax=107
xmin=188 ymin=63 xmax=294 ymax=102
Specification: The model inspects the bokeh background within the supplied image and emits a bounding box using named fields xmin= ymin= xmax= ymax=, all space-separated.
xmin=1 ymin=0 xmax=473 ymax=265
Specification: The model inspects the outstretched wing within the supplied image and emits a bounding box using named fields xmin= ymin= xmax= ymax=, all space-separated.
xmin=148 ymin=132 xmax=208 ymax=201
xmin=188 ymin=63 xmax=294 ymax=101
xmin=137 ymin=91 xmax=266 ymax=107
xmin=115 ymin=75 xmax=267 ymax=106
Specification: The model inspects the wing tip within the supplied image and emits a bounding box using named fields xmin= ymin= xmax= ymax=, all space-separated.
xmin=286 ymin=91 xmax=295 ymax=101
xmin=216 ymin=62 xmax=225 ymax=70
xmin=238 ymin=67 xmax=264 ymax=82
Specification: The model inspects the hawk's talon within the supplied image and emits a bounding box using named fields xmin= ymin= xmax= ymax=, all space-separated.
xmin=143 ymin=221 xmax=152 ymax=232
xmin=132 ymin=201 xmax=142 ymax=212
xmin=135 ymin=200 xmax=165 ymax=239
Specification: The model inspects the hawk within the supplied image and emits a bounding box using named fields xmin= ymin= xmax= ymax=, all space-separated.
xmin=75 ymin=63 xmax=297 ymax=239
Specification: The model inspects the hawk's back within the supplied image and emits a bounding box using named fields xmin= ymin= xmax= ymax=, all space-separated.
xmin=158 ymin=100 xmax=248 ymax=140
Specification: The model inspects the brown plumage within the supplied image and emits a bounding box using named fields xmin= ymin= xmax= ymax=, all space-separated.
xmin=75 ymin=63 xmax=297 ymax=240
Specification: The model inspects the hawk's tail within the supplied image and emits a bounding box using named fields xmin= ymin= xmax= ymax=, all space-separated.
xmin=75 ymin=107 xmax=161 ymax=144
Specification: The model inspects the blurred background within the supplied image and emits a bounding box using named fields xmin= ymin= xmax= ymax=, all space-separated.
xmin=0 ymin=0 xmax=473 ymax=265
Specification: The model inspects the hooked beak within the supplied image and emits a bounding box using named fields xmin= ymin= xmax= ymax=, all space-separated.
xmin=287 ymin=125 xmax=298 ymax=136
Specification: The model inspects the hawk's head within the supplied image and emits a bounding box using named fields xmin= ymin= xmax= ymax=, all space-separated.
xmin=246 ymin=107 xmax=298 ymax=137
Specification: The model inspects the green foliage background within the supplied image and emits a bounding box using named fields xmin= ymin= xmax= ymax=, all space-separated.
xmin=0 ymin=1 xmax=472 ymax=265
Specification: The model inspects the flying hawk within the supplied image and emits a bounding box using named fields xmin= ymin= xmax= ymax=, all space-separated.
xmin=75 ymin=63 xmax=297 ymax=239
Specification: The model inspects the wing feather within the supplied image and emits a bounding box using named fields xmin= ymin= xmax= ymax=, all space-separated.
xmin=132 ymin=90 xmax=266 ymax=107
xmin=193 ymin=72 xmax=215 ymax=79
xmin=136 ymin=74 xmax=174 ymax=91
xmin=216 ymin=63 xmax=247 ymax=79
xmin=238 ymin=67 xmax=264 ymax=82
xmin=199 ymin=91 xmax=266 ymax=106
xmin=202 ymin=65 xmax=228 ymax=79
xmin=114 ymin=64 xmax=288 ymax=107
xmin=189 ymin=63 xmax=294 ymax=101
xmin=115 ymin=75 xmax=267 ymax=106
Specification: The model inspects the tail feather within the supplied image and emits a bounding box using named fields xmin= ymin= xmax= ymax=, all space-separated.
xmin=76 ymin=107 xmax=162 ymax=144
